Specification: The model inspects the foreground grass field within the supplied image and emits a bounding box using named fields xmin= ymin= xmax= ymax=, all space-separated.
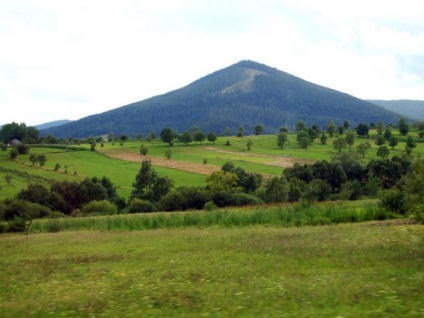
xmin=0 ymin=222 xmax=422 ymax=317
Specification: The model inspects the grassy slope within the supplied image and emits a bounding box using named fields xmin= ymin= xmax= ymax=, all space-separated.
xmin=0 ymin=223 xmax=422 ymax=317
xmin=1 ymin=130 xmax=423 ymax=201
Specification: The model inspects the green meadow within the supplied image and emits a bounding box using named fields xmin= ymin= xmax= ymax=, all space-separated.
xmin=1 ymin=222 xmax=423 ymax=317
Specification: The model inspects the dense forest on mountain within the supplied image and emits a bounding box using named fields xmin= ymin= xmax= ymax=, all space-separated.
xmin=44 ymin=61 xmax=400 ymax=138
xmin=368 ymin=100 xmax=424 ymax=121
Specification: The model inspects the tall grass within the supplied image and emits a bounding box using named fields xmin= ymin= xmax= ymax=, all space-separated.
xmin=31 ymin=201 xmax=396 ymax=233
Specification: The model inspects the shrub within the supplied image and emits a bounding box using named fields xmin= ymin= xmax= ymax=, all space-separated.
xmin=204 ymin=201 xmax=218 ymax=211
xmin=231 ymin=193 xmax=264 ymax=206
xmin=82 ymin=200 xmax=118 ymax=216
xmin=0 ymin=143 xmax=7 ymax=151
xmin=16 ymin=143 xmax=30 ymax=154
xmin=158 ymin=191 xmax=186 ymax=211
xmin=128 ymin=199 xmax=156 ymax=213
xmin=379 ymin=189 xmax=405 ymax=214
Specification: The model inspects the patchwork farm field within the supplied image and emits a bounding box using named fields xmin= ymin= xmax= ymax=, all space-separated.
xmin=1 ymin=222 xmax=423 ymax=317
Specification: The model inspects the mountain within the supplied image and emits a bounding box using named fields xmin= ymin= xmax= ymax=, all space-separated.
xmin=36 ymin=120 xmax=72 ymax=130
xmin=368 ymin=100 xmax=424 ymax=121
xmin=44 ymin=60 xmax=401 ymax=138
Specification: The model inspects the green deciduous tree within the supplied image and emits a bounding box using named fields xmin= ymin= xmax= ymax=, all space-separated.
xmin=398 ymin=117 xmax=409 ymax=136
xmin=356 ymin=123 xmax=369 ymax=138
xmin=160 ymin=127 xmax=174 ymax=145
xmin=345 ymin=132 xmax=355 ymax=149
xmin=376 ymin=146 xmax=390 ymax=159
xmin=254 ymin=125 xmax=264 ymax=135
xmin=277 ymin=132 xmax=288 ymax=149
xmin=388 ymin=136 xmax=398 ymax=150
xmin=333 ymin=138 xmax=347 ymax=154
xmin=356 ymin=142 xmax=371 ymax=158
xmin=207 ymin=132 xmax=217 ymax=144
xmin=326 ymin=121 xmax=335 ymax=137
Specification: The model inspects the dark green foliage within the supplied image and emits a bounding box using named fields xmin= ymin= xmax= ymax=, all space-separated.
xmin=295 ymin=120 xmax=307 ymax=132
xmin=221 ymin=161 xmax=235 ymax=173
xmin=345 ymin=132 xmax=355 ymax=148
xmin=43 ymin=61 xmax=400 ymax=138
xmin=337 ymin=126 xmax=344 ymax=135
xmin=9 ymin=148 xmax=18 ymax=160
xmin=366 ymin=159 xmax=402 ymax=189
xmin=176 ymin=186 xmax=211 ymax=210
xmin=231 ymin=193 xmax=264 ymax=206
xmin=254 ymin=125 xmax=264 ymax=135
xmin=384 ymin=128 xmax=392 ymax=140
xmin=193 ymin=130 xmax=205 ymax=143
xmin=206 ymin=132 xmax=217 ymax=144
xmin=284 ymin=163 xmax=314 ymax=183
xmin=140 ymin=144 xmax=148 ymax=155
xmin=16 ymin=143 xmax=30 ymax=154
xmin=326 ymin=121 xmax=335 ymax=137
xmin=158 ymin=192 xmax=187 ymax=211
xmin=376 ymin=121 xmax=385 ymax=135
xmin=356 ymin=123 xmax=369 ymax=137
xmin=0 ymin=143 xmax=6 ymax=151
xmin=160 ymin=128 xmax=174 ymax=145
xmin=320 ymin=132 xmax=327 ymax=145
xmin=246 ymin=139 xmax=253 ymax=150
xmin=179 ymin=132 xmax=192 ymax=144
xmin=131 ymin=160 xmax=174 ymax=202
xmin=288 ymin=178 xmax=306 ymax=202
xmin=30 ymin=154 xmax=38 ymax=166
xmin=406 ymin=136 xmax=416 ymax=149
xmin=376 ymin=146 xmax=390 ymax=159
xmin=277 ymin=132 xmax=288 ymax=149
xmin=265 ymin=176 xmax=289 ymax=203
xmin=237 ymin=126 xmax=245 ymax=137
xmin=82 ymin=200 xmax=117 ymax=216
xmin=333 ymin=138 xmax=347 ymax=153
xmin=356 ymin=142 xmax=371 ymax=158
xmin=0 ymin=122 xmax=39 ymax=144
xmin=374 ymin=135 xmax=386 ymax=146
xmin=339 ymin=180 xmax=363 ymax=200
xmin=388 ymin=136 xmax=398 ymax=149
xmin=301 ymin=179 xmax=332 ymax=202
xmin=128 ymin=199 xmax=157 ymax=213
xmin=37 ymin=154 xmax=47 ymax=167
xmin=379 ymin=189 xmax=405 ymax=214
xmin=398 ymin=117 xmax=409 ymax=135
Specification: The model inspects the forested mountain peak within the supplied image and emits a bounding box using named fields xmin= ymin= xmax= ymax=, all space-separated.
xmin=44 ymin=60 xmax=401 ymax=138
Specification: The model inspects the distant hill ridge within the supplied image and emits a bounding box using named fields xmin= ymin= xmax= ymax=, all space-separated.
xmin=368 ymin=100 xmax=424 ymax=121
xmin=36 ymin=120 xmax=72 ymax=130
xmin=44 ymin=60 xmax=401 ymax=138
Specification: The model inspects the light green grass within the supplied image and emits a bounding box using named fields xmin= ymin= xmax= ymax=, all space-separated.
xmin=0 ymin=222 xmax=422 ymax=317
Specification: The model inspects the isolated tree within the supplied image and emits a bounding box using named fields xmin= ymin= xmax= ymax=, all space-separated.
xmin=398 ymin=117 xmax=409 ymax=136
xmin=193 ymin=131 xmax=205 ymax=143
xmin=377 ymin=121 xmax=385 ymax=135
xmin=343 ymin=120 xmax=350 ymax=130
xmin=131 ymin=160 xmax=173 ymax=202
xmin=165 ymin=148 xmax=172 ymax=160
xmin=295 ymin=120 xmax=306 ymax=132
xmin=383 ymin=128 xmax=392 ymax=140
xmin=160 ymin=128 xmax=174 ymax=145
xmin=299 ymin=137 xmax=310 ymax=150
xmin=207 ymin=132 xmax=217 ymax=144
xmin=406 ymin=135 xmax=416 ymax=150
xmin=246 ymin=139 xmax=253 ymax=150
xmin=377 ymin=146 xmax=390 ymax=159
xmin=326 ymin=121 xmax=335 ymax=137
xmin=320 ymin=132 xmax=327 ymax=145
xmin=29 ymin=154 xmax=38 ymax=166
xmin=37 ymin=155 xmax=47 ymax=167
xmin=418 ymin=122 xmax=424 ymax=138
xmin=337 ymin=126 xmax=345 ymax=135
xmin=140 ymin=145 xmax=148 ymax=156
xmin=388 ymin=136 xmax=398 ymax=150
xmin=54 ymin=163 xmax=60 ymax=171
xmin=374 ymin=135 xmax=386 ymax=146
xmin=356 ymin=142 xmax=371 ymax=158
xmin=9 ymin=148 xmax=18 ymax=160
xmin=279 ymin=126 xmax=289 ymax=133
xmin=333 ymin=137 xmax=347 ymax=154
xmin=345 ymin=132 xmax=355 ymax=149
xmin=237 ymin=126 xmax=245 ymax=137
xmin=180 ymin=132 xmax=192 ymax=144
xmin=254 ymin=125 xmax=264 ymax=135
xmin=120 ymin=135 xmax=128 ymax=142
xmin=277 ymin=132 xmax=288 ymax=149
xmin=224 ymin=127 xmax=231 ymax=136
xmin=356 ymin=123 xmax=369 ymax=138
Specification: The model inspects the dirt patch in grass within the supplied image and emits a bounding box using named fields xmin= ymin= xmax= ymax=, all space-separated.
xmin=104 ymin=153 xmax=220 ymax=175
xmin=204 ymin=146 xmax=315 ymax=167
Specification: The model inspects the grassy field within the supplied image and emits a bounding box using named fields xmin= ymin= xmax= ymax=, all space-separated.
xmin=1 ymin=129 xmax=423 ymax=201
xmin=0 ymin=222 xmax=422 ymax=317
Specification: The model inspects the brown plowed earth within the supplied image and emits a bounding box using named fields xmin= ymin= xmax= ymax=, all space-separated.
xmin=203 ymin=147 xmax=315 ymax=167
xmin=102 ymin=147 xmax=315 ymax=176
xmin=104 ymin=153 xmax=220 ymax=175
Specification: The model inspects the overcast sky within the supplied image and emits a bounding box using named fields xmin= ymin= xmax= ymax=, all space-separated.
xmin=1 ymin=0 xmax=424 ymax=126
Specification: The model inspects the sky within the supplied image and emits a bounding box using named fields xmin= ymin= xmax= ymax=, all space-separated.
xmin=1 ymin=0 xmax=424 ymax=126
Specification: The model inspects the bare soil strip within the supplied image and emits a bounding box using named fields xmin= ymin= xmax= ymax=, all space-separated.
xmin=102 ymin=147 xmax=315 ymax=176
xmin=104 ymin=153 xmax=220 ymax=175
xmin=204 ymin=146 xmax=315 ymax=167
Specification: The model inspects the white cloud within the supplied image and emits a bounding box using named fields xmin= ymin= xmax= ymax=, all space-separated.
xmin=1 ymin=0 xmax=424 ymax=125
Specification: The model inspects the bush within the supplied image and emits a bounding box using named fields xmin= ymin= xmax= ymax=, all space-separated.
xmin=409 ymin=204 xmax=424 ymax=224
xmin=16 ymin=143 xmax=30 ymax=154
xmin=379 ymin=189 xmax=405 ymax=214
xmin=204 ymin=201 xmax=218 ymax=211
xmin=158 ymin=191 xmax=186 ymax=211
xmin=231 ymin=193 xmax=264 ymax=206
xmin=82 ymin=200 xmax=118 ymax=216
xmin=128 ymin=199 xmax=156 ymax=213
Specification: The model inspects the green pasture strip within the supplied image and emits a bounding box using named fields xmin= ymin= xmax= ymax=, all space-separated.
xmin=154 ymin=166 xmax=206 ymax=188
xmin=1 ymin=223 xmax=422 ymax=317
xmin=30 ymin=200 xmax=395 ymax=233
